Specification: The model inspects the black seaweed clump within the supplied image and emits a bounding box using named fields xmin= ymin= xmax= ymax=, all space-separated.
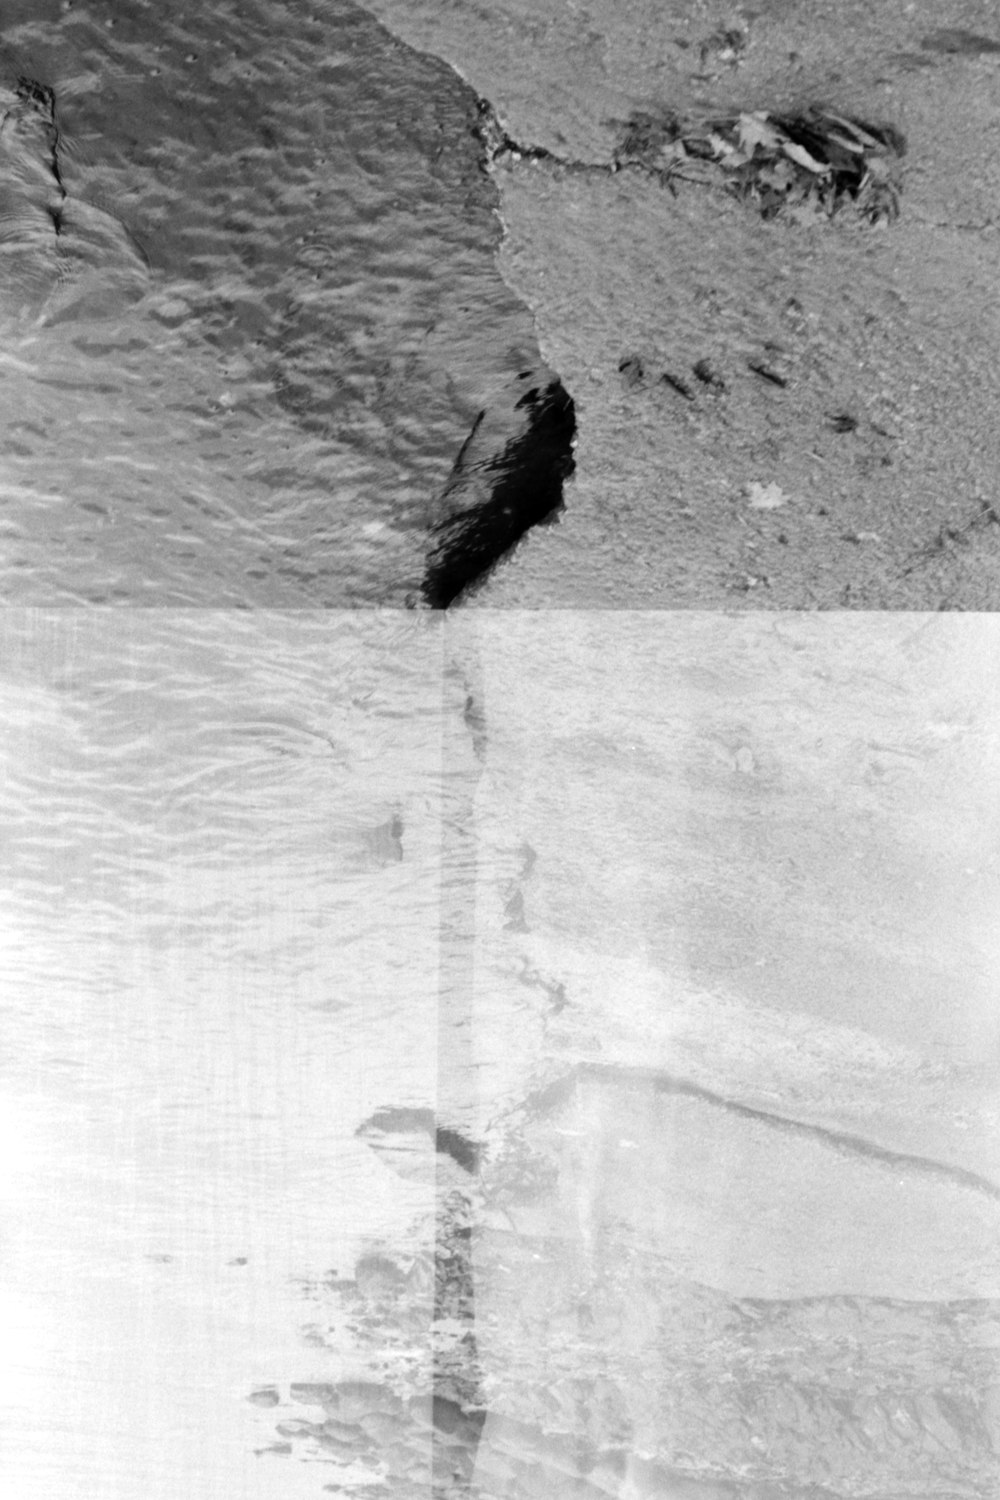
xmin=423 ymin=378 xmax=576 ymax=608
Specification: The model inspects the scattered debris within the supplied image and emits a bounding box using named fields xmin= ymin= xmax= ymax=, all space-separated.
xmin=746 ymin=481 xmax=788 ymax=510
xmin=620 ymin=353 xmax=800 ymax=403
xmin=618 ymin=354 xmax=646 ymax=388
xmin=692 ymin=357 xmax=727 ymax=392
xmin=698 ymin=23 xmax=749 ymax=72
xmin=614 ymin=108 xmax=685 ymax=169
xmin=483 ymin=93 xmax=905 ymax=226
xmin=748 ymin=360 xmax=788 ymax=387
xmin=613 ymin=105 xmax=905 ymax=223
xmin=901 ymin=498 xmax=1000 ymax=575
xmin=920 ymin=29 xmax=1000 ymax=56
xmin=661 ymin=371 xmax=695 ymax=400
xmin=707 ymin=107 xmax=904 ymax=223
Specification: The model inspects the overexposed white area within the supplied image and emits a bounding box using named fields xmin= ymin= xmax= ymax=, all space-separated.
xmin=0 ymin=612 xmax=447 ymax=1500
xmin=3 ymin=610 xmax=999 ymax=1498
xmin=449 ymin=613 xmax=1000 ymax=1292
xmin=462 ymin=612 xmax=1000 ymax=1075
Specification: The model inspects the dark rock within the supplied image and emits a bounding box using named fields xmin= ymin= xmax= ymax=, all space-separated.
xmin=423 ymin=372 xmax=575 ymax=608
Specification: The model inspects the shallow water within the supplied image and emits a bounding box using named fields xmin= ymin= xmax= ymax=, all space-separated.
xmin=0 ymin=0 xmax=546 ymax=605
